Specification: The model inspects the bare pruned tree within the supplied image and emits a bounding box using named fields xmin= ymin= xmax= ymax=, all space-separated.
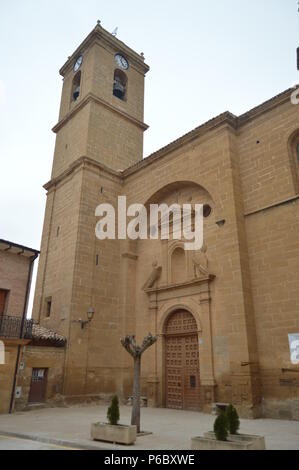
xmin=121 ymin=333 xmax=157 ymax=433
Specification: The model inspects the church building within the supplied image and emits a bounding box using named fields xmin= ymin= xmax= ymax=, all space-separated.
xmin=32 ymin=22 xmax=299 ymax=419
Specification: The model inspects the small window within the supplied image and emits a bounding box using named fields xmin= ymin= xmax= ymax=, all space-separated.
xmin=45 ymin=298 xmax=52 ymax=318
xmin=72 ymin=71 xmax=81 ymax=102
xmin=190 ymin=375 xmax=196 ymax=388
xmin=113 ymin=69 xmax=127 ymax=101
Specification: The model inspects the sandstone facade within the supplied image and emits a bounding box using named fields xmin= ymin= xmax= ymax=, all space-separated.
xmin=32 ymin=23 xmax=299 ymax=419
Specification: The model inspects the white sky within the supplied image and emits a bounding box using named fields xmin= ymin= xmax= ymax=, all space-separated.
xmin=0 ymin=0 xmax=298 ymax=315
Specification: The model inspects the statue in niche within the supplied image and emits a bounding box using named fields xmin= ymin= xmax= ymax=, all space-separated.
xmin=142 ymin=261 xmax=162 ymax=289
xmin=192 ymin=243 xmax=209 ymax=278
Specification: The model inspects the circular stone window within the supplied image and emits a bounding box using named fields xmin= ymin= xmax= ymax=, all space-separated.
xmin=203 ymin=204 xmax=212 ymax=218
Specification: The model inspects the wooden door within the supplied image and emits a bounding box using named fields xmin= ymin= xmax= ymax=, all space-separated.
xmin=165 ymin=310 xmax=200 ymax=410
xmin=183 ymin=334 xmax=200 ymax=410
xmin=0 ymin=290 xmax=8 ymax=315
xmin=165 ymin=335 xmax=183 ymax=409
xmin=28 ymin=368 xmax=48 ymax=403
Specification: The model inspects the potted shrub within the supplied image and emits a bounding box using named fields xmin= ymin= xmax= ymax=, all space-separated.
xmin=214 ymin=412 xmax=229 ymax=441
xmin=91 ymin=395 xmax=137 ymax=445
xmin=226 ymin=404 xmax=240 ymax=435
xmin=191 ymin=406 xmax=266 ymax=450
xmin=107 ymin=395 xmax=120 ymax=425
xmin=203 ymin=405 xmax=265 ymax=450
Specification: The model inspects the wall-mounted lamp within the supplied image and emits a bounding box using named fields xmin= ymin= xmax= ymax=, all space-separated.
xmin=216 ymin=219 xmax=226 ymax=228
xmin=87 ymin=307 xmax=95 ymax=321
xmin=77 ymin=307 xmax=95 ymax=329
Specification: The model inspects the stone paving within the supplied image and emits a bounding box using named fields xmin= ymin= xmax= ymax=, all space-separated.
xmin=0 ymin=405 xmax=298 ymax=450
xmin=0 ymin=434 xmax=79 ymax=450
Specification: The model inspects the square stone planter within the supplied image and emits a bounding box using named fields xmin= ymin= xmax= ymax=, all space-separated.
xmin=203 ymin=431 xmax=266 ymax=450
xmin=91 ymin=422 xmax=137 ymax=445
xmin=191 ymin=436 xmax=255 ymax=450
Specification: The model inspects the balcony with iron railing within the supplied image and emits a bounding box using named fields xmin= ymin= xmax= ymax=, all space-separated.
xmin=0 ymin=315 xmax=33 ymax=340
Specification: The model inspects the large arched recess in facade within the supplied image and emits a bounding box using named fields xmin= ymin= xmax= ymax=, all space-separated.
xmin=132 ymin=179 xmax=217 ymax=410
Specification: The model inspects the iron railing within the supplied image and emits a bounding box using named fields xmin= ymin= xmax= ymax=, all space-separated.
xmin=0 ymin=315 xmax=33 ymax=339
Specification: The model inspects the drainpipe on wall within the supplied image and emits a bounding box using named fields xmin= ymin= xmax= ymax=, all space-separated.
xmin=9 ymin=252 xmax=39 ymax=414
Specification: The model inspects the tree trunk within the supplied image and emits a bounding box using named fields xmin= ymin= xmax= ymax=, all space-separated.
xmin=131 ymin=355 xmax=141 ymax=433
xmin=121 ymin=334 xmax=157 ymax=434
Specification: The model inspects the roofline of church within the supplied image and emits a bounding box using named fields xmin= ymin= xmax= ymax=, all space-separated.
xmin=123 ymin=87 xmax=294 ymax=177
xmin=59 ymin=22 xmax=149 ymax=77
xmin=44 ymin=87 xmax=295 ymax=191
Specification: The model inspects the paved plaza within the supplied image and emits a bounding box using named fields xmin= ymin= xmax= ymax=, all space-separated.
xmin=0 ymin=434 xmax=78 ymax=450
xmin=0 ymin=405 xmax=298 ymax=450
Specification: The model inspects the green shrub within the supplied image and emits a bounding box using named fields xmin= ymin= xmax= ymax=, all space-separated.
xmin=107 ymin=395 xmax=120 ymax=425
xmin=213 ymin=412 xmax=228 ymax=441
xmin=226 ymin=404 xmax=240 ymax=435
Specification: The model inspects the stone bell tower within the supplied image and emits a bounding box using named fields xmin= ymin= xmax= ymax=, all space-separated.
xmin=32 ymin=23 xmax=149 ymax=398
xmin=51 ymin=21 xmax=149 ymax=178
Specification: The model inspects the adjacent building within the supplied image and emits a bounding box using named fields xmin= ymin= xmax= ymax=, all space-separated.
xmin=0 ymin=239 xmax=66 ymax=413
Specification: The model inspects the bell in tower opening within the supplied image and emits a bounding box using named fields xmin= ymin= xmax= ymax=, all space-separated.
xmin=72 ymin=71 xmax=81 ymax=102
xmin=113 ymin=69 xmax=127 ymax=100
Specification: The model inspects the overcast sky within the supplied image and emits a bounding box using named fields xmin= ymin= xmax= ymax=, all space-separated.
xmin=0 ymin=0 xmax=298 ymax=314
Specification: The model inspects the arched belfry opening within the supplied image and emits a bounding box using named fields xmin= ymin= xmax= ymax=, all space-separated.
xmin=164 ymin=310 xmax=200 ymax=410
xmin=113 ymin=69 xmax=127 ymax=100
xmin=71 ymin=71 xmax=81 ymax=102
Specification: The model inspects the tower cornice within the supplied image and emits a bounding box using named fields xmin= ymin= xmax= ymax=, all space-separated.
xmin=44 ymin=156 xmax=123 ymax=192
xmin=52 ymin=92 xmax=149 ymax=134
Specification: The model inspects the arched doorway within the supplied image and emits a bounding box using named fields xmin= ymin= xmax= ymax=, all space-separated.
xmin=165 ymin=310 xmax=200 ymax=410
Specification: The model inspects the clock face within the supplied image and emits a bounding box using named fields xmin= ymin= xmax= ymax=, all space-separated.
xmin=73 ymin=55 xmax=83 ymax=72
xmin=115 ymin=54 xmax=129 ymax=70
